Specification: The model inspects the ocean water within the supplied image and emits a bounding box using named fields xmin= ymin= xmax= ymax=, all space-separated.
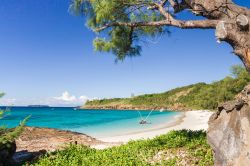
xmin=0 ymin=107 xmax=181 ymax=138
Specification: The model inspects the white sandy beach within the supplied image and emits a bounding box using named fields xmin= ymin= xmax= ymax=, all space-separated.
xmin=93 ymin=110 xmax=213 ymax=149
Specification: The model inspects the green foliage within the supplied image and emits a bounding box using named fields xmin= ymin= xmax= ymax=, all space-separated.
xmin=178 ymin=65 xmax=250 ymax=110
xmin=0 ymin=93 xmax=30 ymax=148
xmin=93 ymin=26 xmax=142 ymax=61
xmin=0 ymin=93 xmax=4 ymax=118
xmin=70 ymin=0 xmax=167 ymax=60
xmin=0 ymin=116 xmax=30 ymax=147
xmin=230 ymin=64 xmax=246 ymax=78
xmin=0 ymin=93 xmax=4 ymax=98
xmin=86 ymin=65 xmax=250 ymax=110
xmin=0 ymin=110 xmax=4 ymax=118
xmin=32 ymin=130 xmax=213 ymax=166
xmin=0 ymin=93 xmax=5 ymax=119
xmin=0 ymin=109 xmax=10 ymax=119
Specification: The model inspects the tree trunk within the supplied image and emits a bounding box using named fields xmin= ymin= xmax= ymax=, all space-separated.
xmin=204 ymin=3 xmax=250 ymax=165
xmin=193 ymin=1 xmax=250 ymax=70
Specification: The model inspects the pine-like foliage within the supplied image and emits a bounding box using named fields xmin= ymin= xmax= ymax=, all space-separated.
xmin=0 ymin=116 xmax=30 ymax=147
xmin=70 ymin=0 xmax=168 ymax=61
xmin=0 ymin=94 xmax=29 ymax=148
xmin=0 ymin=93 xmax=4 ymax=98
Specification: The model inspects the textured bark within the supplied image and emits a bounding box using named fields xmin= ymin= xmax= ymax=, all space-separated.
xmin=207 ymin=83 xmax=250 ymax=166
xmin=97 ymin=0 xmax=250 ymax=72
xmin=166 ymin=0 xmax=250 ymax=72
xmin=169 ymin=0 xmax=250 ymax=72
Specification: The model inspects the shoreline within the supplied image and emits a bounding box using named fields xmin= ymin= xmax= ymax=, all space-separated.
xmin=98 ymin=112 xmax=186 ymax=139
xmin=81 ymin=107 xmax=197 ymax=112
xmin=14 ymin=110 xmax=214 ymax=152
xmin=13 ymin=110 xmax=214 ymax=163
xmin=95 ymin=110 xmax=213 ymax=145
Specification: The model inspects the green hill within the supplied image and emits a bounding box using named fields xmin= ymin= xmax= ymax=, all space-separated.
xmin=84 ymin=65 xmax=250 ymax=111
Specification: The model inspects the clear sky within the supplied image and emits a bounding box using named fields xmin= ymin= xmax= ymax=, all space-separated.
xmin=0 ymin=0 xmax=249 ymax=106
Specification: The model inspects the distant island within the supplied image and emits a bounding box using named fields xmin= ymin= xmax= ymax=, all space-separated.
xmin=28 ymin=105 xmax=50 ymax=108
xmin=83 ymin=65 xmax=250 ymax=111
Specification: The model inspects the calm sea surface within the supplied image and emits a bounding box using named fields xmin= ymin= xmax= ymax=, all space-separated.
xmin=0 ymin=107 xmax=181 ymax=138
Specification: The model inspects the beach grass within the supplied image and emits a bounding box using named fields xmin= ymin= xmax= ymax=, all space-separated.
xmin=32 ymin=129 xmax=213 ymax=166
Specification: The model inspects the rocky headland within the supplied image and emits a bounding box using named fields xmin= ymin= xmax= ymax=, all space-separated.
xmin=12 ymin=127 xmax=117 ymax=164
xmin=83 ymin=103 xmax=193 ymax=111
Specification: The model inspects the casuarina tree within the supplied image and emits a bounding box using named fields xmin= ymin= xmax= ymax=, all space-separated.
xmin=71 ymin=0 xmax=250 ymax=165
xmin=71 ymin=0 xmax=249 ymax=70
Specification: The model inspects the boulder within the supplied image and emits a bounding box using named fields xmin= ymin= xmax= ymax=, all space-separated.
xmin=207 ymin=83 xmax=250 ymax=166
xmin=0 ymin=142 xmax=16 ymax=166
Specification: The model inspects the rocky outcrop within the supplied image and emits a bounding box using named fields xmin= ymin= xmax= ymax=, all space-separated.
xmin=0 ymin=142 xmax=16 ymax=166
xmin=15 ymin=127 xmax=101 ymax=152
xmin=13 ymin=127 xmax=104 ymax=164
xmin=207 ymin=83 xmax=250 ymax=166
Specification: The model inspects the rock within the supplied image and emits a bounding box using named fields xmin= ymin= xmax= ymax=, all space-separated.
xmin=13 ymin=127 xmax=103 ymax=164
xmin=207 ymin=83 xmax=250 ymax=166
xmin=0 ymin=141 xmax=16 ymax=166
xmin=15 ymin=127 xmax=102 ymax=153
xmin=13 ymin=150 xmax=46 ymax=164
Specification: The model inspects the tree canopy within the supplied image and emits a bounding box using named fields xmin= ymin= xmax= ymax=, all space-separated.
xmin=71 ymin=0 xmax=171 ymax=60
xmin=71 ymin=0 xmax=250 ymax=69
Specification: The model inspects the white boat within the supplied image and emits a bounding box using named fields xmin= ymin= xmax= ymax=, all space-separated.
xmin=159 ymin=108 xmax=165 ymax=112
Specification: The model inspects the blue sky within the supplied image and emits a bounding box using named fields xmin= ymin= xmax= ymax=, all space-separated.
xmin=0 ymin=0 xmax=249 ymax=106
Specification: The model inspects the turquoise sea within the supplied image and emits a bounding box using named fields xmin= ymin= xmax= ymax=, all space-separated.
xmin=0 ymin=107 xmax=181 ymax=138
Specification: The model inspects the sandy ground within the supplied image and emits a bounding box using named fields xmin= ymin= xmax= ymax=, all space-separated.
xmin=14 ymin=110 xmax=214 ymax=161
xmin=92 ymin=110 xmax=213 ymax=149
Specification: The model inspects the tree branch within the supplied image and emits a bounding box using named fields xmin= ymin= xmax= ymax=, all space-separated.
xmin=168 ymin=0 xmax=189 ymax=13
xmin=95 ymin=20 xmax=167 ymax=32
xmin=95 ymin=19 xmax=219 ymax=32
xmin=95 ymin=1 xmax=219 ymax=32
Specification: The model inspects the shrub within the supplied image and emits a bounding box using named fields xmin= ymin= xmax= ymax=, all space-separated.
xmin=33 ymin=130 xmax=213 ymax=166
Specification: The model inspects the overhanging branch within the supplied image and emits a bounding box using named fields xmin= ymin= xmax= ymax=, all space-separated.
xmin=95 ymin=19 xmax=219 ymax=32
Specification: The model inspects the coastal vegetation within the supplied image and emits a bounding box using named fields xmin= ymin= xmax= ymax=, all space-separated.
xmin=0 ymin=93 xmax=29 ymax=165
xmin=32 ymin=130 xmax=213 ymax=166
xmin=84 ymin=65 xmax=250 ymax=110
xmin=0 ymin=117 xmax=29 ymax=146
